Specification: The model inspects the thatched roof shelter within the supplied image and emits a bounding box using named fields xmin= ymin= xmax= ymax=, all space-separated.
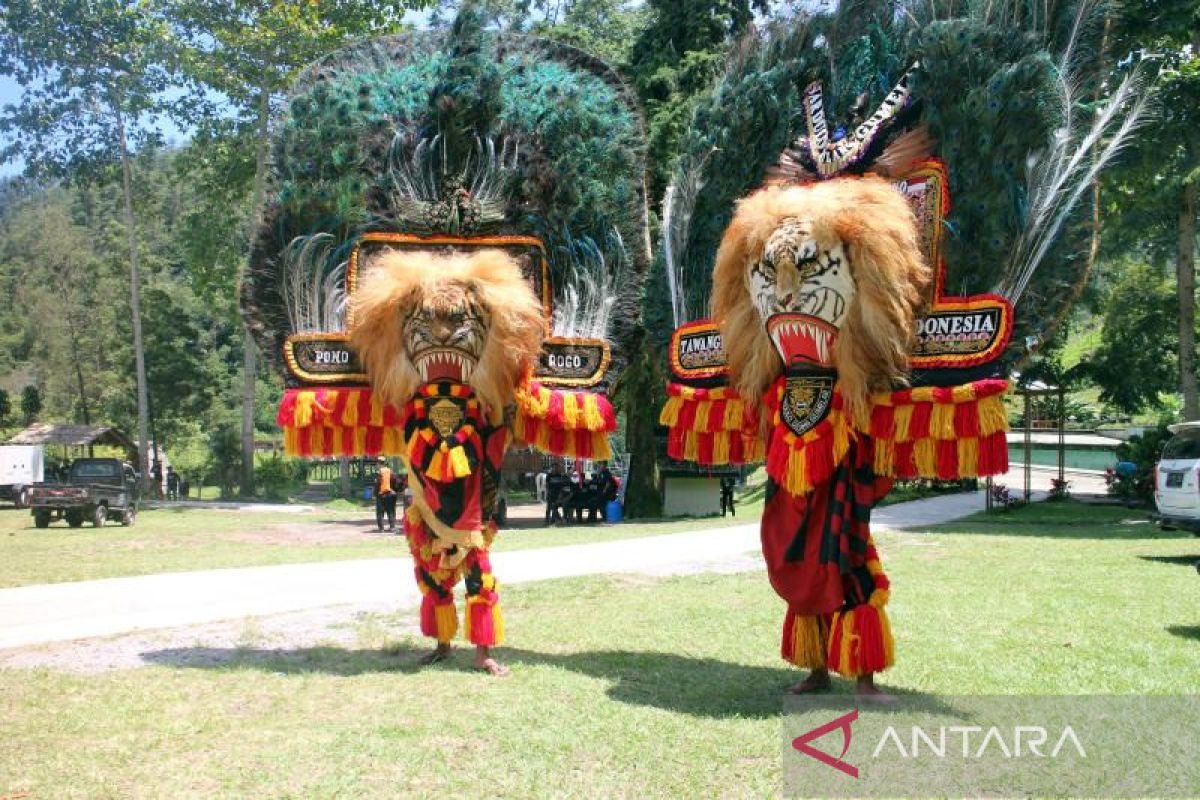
xmin=6 ymin=424 xmax=136 ymax=455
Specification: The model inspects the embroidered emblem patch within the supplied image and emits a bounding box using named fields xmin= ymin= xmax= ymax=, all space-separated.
xmin=428 ymin=398 xmax=466 ymax=438
xmin=781 ymin=374 xmax=835 ymax=436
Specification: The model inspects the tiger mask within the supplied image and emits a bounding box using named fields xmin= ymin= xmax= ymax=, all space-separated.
xmin=349 ymin=250 xmax=546 ymax=424
xmin=712 ymin=176 xmax=931 ymax=419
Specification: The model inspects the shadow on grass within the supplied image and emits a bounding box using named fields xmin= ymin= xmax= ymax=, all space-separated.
xmin=1166 ymin=625 xmax=1200 ymax=642
xmin=1137 ymin=554 xmax=1200 ymax=566
xmin=141 ymin=643 xmax=950 ymax=718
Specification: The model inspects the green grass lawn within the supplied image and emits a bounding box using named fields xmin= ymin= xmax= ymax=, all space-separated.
xmin=0 ymin=498 xmax=759 ymax=588
xmin=2 ymin=500 xmax=1197 ymax=797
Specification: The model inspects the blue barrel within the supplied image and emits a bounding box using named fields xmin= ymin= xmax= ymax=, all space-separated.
xmin=363 ymin=486 xmax=375 ymax=501
xmin=605 ymin=500 xmax=623 ymax=523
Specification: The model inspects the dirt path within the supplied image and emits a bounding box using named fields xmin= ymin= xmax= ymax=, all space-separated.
xmin=0 ymin=475 xmax=1090 ymax=673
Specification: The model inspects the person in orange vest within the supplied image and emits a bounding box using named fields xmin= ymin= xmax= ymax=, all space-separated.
xmin=375 ymin=457 xmax=401 ymax=532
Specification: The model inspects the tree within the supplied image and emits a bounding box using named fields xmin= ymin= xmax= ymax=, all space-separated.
xmin=0 ymin=0 xmax=192 ymax=484
xmin=1105 ymin=0 xmax=1200 ymax=419
xmin=0 ymin=389 xmax=10 ymax=427
xmin=1080 ymin=261 xmax=1181 ymax=414
xmin=20 ymin=385 xmax=42 ymax=424
xmin=172 ymin=0 xmax=429 ymax=496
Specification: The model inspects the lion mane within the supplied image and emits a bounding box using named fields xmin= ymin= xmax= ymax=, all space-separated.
xmin=711 ymin=176 xmax=931 ymax=419
xmin=348 ymin=249 xmax=546 ymax=424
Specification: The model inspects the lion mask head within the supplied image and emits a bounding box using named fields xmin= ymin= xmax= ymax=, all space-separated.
xmin=712 ymin=176 xmax=931 ymax=418
xmin=349 ymin=250 xmax=546 ymax=424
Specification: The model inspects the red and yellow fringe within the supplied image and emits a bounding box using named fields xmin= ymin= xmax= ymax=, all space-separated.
xmin=659 ymin=384 xmax=765 ymax=465
xmin=277 ymin=387 xmax=405 ymax=457
xmin=512 ymin=381 xmax=616 ymax=460
xmin=763 ymin=383 xmax=853 ymax=497
xmin=865 ymin=378 xmax=1009 ymax=480
xmin=781 ymin=540 xmax=895 ymax=677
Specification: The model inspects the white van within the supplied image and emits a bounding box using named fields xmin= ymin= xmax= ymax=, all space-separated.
xmin=1154 ymin=422 xmax=1200 ymax=534
xmin=0 ymin=445 xmax=45 ymax=508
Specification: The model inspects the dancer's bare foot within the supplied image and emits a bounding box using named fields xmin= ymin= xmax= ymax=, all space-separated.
xmin=855 ymin=673 xmax=896 ymax=703
xmin=788 ymin=667 xmax=832 ymax=694
xmin=473 ymin=645 xmax=510 ymax=676
xmin=418 ymin=642 xmax=452 ymax=666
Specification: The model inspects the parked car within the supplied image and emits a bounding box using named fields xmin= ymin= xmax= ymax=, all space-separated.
xmin=1153 ymin=422 xmax=1200 ymax=534
xmin=0 ymin=444 xmax=43 ymax=508
xmin=27 ymin=458 xmax=140 ymax=528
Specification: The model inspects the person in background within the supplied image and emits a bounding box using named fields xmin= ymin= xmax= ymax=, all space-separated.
xmin=375 ymin=457 xmax=400 ymax=532
xmin=179 ymin=477 xmax=190 ymax=500
xmin=720 ymin=475 xmax=736 ymax=517
xmin=151 ymin=460 xmax=164 ymax=500
xmin=166 ymin=467 xmax=179 ymax=501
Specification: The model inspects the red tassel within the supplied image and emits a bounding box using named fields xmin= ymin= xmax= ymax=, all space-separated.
xmin=667 ymin=427 xmax=685 ymax=460
xmin=467 ymin=591 xmax=500 ymax=646
xmin=419 ymin=591 xmax=438 ymax=638
xmin=277 ymin=390 xmax=298 ymax=426
xmin=931 ymin=386 xmax=955 ymax=404
xmin=850 ymin=605 xmax=889 ymax=674
xmin=908 ymin=402 xmax=932 ymax=440
xmin=597 ymin=395 xmax=617 ymax=430
xmin=978 ymin=431 xmax=1009 ymax=474
xmin=936 ymin=439 xmax=958 ymax=480
xmin=953 ymin=402 xmax=980 ymax=437
xmin=677 ymin=398 xmax=698 ymax=432
xmin=781 ymin=607 xmax=797 ymax=662
xmin=893 ymin=441 xmax=915 ymax=478
xmin=365 ymin=427 xmax=384 ymax=455
xmin=871 ymin=404 xmax=896 ymax=439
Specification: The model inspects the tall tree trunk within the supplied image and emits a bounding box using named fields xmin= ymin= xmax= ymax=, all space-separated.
xmin=65 ymin=311 xmax=90 ymax=425
xmin=619 ymin=346 xmax=663 ymax=518
xmin=241 ymin=88 xmax=271 ymax=496
xmin=116 ymin=107 xmax=151 ymax=486
xmin=1178 ymin=173 xmax=1198 ymax=420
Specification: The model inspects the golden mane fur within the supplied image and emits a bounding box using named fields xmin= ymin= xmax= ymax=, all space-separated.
xmin=711 ymin=176 xmax=931 ymax=419
xmin=348 ymin=249 xmax=546 ymax=424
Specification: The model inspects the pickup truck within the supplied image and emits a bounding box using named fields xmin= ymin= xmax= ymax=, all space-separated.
xmin=28 ymin=458 xmax=140 ymax=528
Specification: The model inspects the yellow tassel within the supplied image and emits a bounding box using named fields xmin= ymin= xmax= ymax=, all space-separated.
xmin=724 ymin=398 xmax=744 ymax=430
xmin=978 ymin=396 xmax=1009 ymax=435
xmin=383 ymin=427 xmax=403 ymax=454
xmin=834 ymin=610 xmax=854 ymax=675
xmin=659 ymin=397 xmax=682 ymax=427
xmin=369 ymin=395 xmax=385 ymax=427
xmin=562 ymin=392 xmax=580 ymax=429
xmin=873 ymin=438 xmax=894 ymax=475
xmin=951 ymin=383 xmax=977 ymax=403
xmin=869 ymin=589 xmax=890 ymax=608
xmin=592 ymin=433 xmax=613 ymax=460
xmin=866 ymin=557 xmax=883 ymax=576
xmin=786 ymin=448 xmax=809 ymax=496
xmin=789 ymin=614 xmax=828 ymax=670
xmin=712 ymin=431 xmax=731 ymax=464
xmin=957 ymin=437 xmax=979 ymax=476
xmin=581 ymin=394 xmax=605 ymax=431
xmin=342 ymin=390 xmax=359 ymax=426
xmin=435 ymin=603 xmax=458 ymax=644
xmin=913 ymin=438 xmax=936 ymax=475
xmin=893 ymin=404 xmax=915 ymax=442
xmin=294 ymin=391 xmax=316 ymax=427
xmin=683 ymin=431 xmax=699 ymax=461
xmin=535 ymin=419 xmax=551 ymax=453
xmin=694 ymin=400 xmax=713 ymax=433
xmin=331 ymin=426 xmax=344 ymax=455
xmin=931 ymin=403 xmax=956 ymax=439
xmin=448 ymin=445 xmax=472 ymax=478
xmin=284 ymin=427 xmax=300 ymax=456
xmin=354 ymin=427 xmax=367 ymax=454
xmin=881 ymin=607 xmax=895 ymax=665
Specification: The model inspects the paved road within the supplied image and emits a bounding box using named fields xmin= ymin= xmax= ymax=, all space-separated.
xmin=0 ymin=466 xmax=1096 ymax=651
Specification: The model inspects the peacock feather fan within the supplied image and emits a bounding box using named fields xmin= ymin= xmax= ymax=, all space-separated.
xmin=660 ymin=0 xmax=1150 ymax=370
xmin=243 ymin=6 xmax=650 ymax=380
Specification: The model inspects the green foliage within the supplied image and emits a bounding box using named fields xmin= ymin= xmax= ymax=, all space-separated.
xmin=19 ymin=385 xmax=41 ymax=424
xmin=1108 ymin=423 xmax=1173 ymax=505
xmin=205 ymin=424 xmax=242 ymax=498
xmin=254 ymin=453 xmax=310 ymax=501
xmin=1079 ymin=261 xmax=1181 ymax=415
xmin=0 ymin=389 xmax=10 ymax=426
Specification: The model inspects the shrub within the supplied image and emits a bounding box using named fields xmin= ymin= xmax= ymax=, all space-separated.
xmin=255 ymin=454 xmax=309 ymax=501
xmin=1107 ymin=424 xmax=1172 ymax=506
